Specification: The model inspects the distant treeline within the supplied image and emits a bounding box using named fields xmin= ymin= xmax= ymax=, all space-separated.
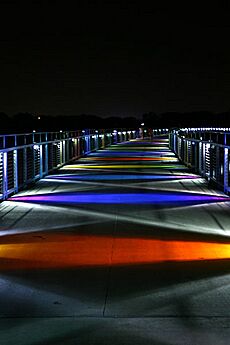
xmin=0 ymin=111 xmax=230 ymax=134
xmin=0 ymin=113 xmax=140 ymax=134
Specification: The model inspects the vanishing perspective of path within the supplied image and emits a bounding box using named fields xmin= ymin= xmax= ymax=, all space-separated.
xmin=1 ymin=136 xmax=230 ymax=345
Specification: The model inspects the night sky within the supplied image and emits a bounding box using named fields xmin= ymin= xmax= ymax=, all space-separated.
xmin=1 ymin=1 xmax=230 ymax=118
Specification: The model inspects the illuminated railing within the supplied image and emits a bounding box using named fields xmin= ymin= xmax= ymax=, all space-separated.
xmin=169 ymin=128 xmax=230 ymax=193
xmin=0 ymin=128 xmax=139 ymax=200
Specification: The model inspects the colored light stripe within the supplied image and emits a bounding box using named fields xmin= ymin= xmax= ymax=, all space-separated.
xmin=1 ymin=233 xmax=230 ymax=270
xmin=108 ymin=147 xmax=169 ymax=150
xmin=9 ymin=192 xmax=227 ymax=205
xmin=46 ymin=174 xmax=198 ymax=181
xmin=61 ymin=164 xmax=187 ymax=169
xmin=125 ymin=140 xmax=168 ymax=144
xmin=83 ymin=157 xmax=178 ymax=161
xmin=90 ymin=152 xmax=174 ymax=156
xmin=125 ymin=144 xmax=168 ymax=147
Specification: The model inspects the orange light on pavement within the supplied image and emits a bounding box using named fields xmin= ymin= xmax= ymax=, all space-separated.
xmin=1 ymin=233 xmax=230 ymax=271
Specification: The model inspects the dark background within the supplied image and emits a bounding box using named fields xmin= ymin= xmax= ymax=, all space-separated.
xmin=1 ymin=1 xmax=230 ymax=132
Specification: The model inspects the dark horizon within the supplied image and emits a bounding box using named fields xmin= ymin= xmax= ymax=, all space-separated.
xmin=1 ymin=110 xmax=230 ymax=134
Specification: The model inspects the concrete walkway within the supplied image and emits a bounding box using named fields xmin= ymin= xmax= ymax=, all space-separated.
xmin=1 ymin=136 xmax=230 ymax=344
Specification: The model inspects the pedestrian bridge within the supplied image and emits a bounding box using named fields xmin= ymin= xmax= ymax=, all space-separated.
xmin=1 ymin=131 xmax=230 ymax=344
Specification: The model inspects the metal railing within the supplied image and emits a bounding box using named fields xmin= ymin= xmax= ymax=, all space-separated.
xmin=3 ymin=126 xmax=228 ymax=199
xmin=0 ymin=128 xmax=139 ymax=200
xmin=169 ymin=129 xmax=230 ymax=194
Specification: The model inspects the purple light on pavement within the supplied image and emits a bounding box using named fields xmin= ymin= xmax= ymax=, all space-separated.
xmin=9 ymin=192 xmax=228 ymax=205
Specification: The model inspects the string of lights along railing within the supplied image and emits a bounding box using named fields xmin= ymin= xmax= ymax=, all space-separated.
xmin=0 ymin=128 xmax=139 ymax=200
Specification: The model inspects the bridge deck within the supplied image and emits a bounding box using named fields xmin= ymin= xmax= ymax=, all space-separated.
xmin=1 ymin=137 xmax=230 ymax=344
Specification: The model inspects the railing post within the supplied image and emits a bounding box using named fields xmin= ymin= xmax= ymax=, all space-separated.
xmin=33 ymin=144 xmax=36 ymax=180
xmin=14 ymin=149 xmax=18 ymax=193
xmin=13 ymin=135 xmax=19 ymax=193
xmin=77 ymin=137 xmax=80 ymax=157
xmin=66 ymin=139 xmax=69 ymax=162
xmin=23 ymin=147 xmax=27 ymax=185
xmin=178 ymin=137 xmax=181 ymax=160
xmin=87 ymin=135 xmax=91 ymax=153
xmin=113 ymin=130 xmax=118 ymax=144
xmin=173 ymin=132 xmax=176 ymax=152
xmin=39 ymin=145 xmax=43 ymax=178
xmin=224 ymin=148 xmax=229 ymax=193
xmin=3 ymin=152 xmax=8 ymax=200
xmin=198 ymin=142 xmax=202 ymax=175
xmin=95 ymin=131 xmax=98 ymax=150
xmin=108 ymin=132 xmax=112 ymax=145
xmin=62 ymin=140 xmax=66 ymax=163
xmin=103 ymin=130 xmax=105 ymax=148
xmin=45 ymin=133 xmax=48 ymax=175
xmin=215 ymin=146 xmax=220 ymax=181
